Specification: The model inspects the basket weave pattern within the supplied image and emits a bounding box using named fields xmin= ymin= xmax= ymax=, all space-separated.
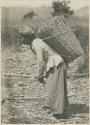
xmin=37 ymin=16 xmax=83 ymax=62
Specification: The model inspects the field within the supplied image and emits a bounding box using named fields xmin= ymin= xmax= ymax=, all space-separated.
xmin=1 ymin=45 xmax=89 ymax=124
xmin=1 ymin=15 xmax=89 ymax=73
xmin=1 ymin=7 xmax=89 ymax=124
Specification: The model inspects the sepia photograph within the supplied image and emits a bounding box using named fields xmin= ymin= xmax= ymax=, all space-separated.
xmin=1 ymin=0 xmax=89 ymax=124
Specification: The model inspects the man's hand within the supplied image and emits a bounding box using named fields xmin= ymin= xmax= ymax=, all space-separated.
xmin=35 ymin=76 xmax=45 ymax=83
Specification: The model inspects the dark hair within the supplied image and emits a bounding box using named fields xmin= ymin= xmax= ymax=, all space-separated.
xmin=21 ymin=33 xmax=35 ymax=45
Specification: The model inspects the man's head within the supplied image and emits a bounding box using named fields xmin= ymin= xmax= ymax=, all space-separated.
xmin=19 ymin=25 xmax=35 ymax=45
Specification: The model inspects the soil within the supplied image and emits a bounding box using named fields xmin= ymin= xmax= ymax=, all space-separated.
xmin=1 ymin=45 xmax=89 ymax=124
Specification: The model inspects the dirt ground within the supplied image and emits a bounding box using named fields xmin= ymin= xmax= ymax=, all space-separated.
xmin=1 ymin=45 xmax=89 ymax=124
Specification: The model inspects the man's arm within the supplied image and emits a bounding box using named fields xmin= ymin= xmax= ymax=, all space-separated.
xmin=32 ymin=40 xmax=44 ymax=80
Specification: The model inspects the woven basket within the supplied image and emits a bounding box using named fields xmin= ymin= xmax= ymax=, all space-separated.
xmin=36 ymin=16 xmax=83 ymax=63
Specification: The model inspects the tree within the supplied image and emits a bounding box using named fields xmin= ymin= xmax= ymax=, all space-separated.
xmin=23 ymin=11 xmax=37 ymax=20
xmin=52 ymin=0 xmax=74 ymax=17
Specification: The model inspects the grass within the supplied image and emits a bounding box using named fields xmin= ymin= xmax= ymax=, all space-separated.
xmin=1 ymin=16 xmax=89 ymax=73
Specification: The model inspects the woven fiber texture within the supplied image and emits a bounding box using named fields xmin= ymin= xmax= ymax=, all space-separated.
xmin=36 ymin=16 xmax=83 ymax=62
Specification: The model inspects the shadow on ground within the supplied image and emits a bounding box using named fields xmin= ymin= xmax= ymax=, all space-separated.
xmin=69 ymin=103 xmax=89 ymax=114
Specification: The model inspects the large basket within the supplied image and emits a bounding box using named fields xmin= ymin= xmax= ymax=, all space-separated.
xmin=36 ymin=16 xmax=83 ymax=63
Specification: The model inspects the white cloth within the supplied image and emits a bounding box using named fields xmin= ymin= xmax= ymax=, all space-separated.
xmin=32 ymin=38 xmax=64 ymax=75
xmin=19 ymin=25 xmax=34 ymax=34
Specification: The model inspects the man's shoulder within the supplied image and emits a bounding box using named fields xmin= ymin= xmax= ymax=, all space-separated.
xmin=32 ymin=38 xmax=44 ymax=47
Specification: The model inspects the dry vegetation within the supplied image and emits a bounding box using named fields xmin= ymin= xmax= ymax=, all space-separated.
xmin=1 ymin=45 xmax=89 ymax=124
xmin=1 ymin=16 xmax=89 ymax=73
xmin=1 ymin=9 xmax=89 ymax=124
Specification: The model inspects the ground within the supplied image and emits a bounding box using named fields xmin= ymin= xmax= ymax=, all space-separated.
xmin=1 ymin=45 xmax=89 ymax=124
